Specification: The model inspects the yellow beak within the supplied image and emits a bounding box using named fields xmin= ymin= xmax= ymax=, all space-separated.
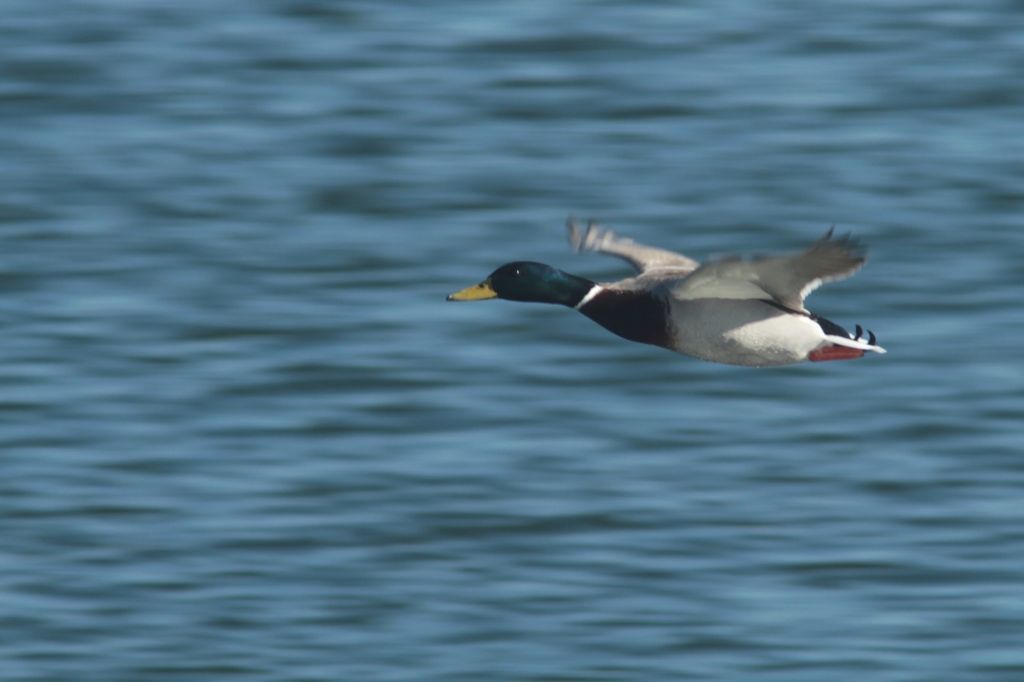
xmin=447 ymin=278 xmax=498 ymax=301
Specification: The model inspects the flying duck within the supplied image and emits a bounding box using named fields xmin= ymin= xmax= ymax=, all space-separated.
xmin=447 ymin=219 xmax=886 ymax=367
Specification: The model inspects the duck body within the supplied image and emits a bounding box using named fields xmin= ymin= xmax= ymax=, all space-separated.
xmin=575 ymin=282 xmax=865 ymax=367
xmin=668 ymin=299 xmax=847 ymax=366
xmin=448 ymin=220 xmax=885 ymax=367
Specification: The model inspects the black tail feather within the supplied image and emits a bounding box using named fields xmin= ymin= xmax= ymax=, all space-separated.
xmin=812 ymin=314 xmax=851 ymax=339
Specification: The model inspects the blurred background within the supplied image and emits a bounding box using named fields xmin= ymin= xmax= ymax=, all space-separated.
xmin=1 ymin=1 xmax=1023 ymax=680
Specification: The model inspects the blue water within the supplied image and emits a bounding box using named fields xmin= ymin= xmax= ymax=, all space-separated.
xmin=2 ymin=2 xmax=1023 ymax=680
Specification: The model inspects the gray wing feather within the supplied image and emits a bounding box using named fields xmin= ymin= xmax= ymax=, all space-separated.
xmin=567 ymin=218 xmax=699 ymax=275
xmin=672 ymin=228 xmax=866 ymax=311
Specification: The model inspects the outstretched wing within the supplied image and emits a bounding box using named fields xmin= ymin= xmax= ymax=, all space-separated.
xmin=670 ymin=228 xmax=866 ymax=311
xmin=567 ymin=218 xmax=699 ymax=276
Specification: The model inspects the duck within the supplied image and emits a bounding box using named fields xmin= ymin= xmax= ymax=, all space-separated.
xmin=447 ymin=219 xmax=886 ymax=367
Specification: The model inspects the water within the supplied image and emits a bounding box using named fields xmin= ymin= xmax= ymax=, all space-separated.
xmin=2 ymin=1 xmax=1023 ymax=680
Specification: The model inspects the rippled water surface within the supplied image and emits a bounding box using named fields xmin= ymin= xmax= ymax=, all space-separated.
xmin=2 ymin=2 xmax=1024 ymax=680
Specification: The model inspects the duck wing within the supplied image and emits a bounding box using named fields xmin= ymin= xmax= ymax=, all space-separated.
xmin=567 ymin=218 xmax=699 ymax=276
xmin=669 ymin=228 xmax=865 ymax=312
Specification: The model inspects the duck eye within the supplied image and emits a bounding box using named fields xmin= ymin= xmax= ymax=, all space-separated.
xmin=513 ymin=269 xmax=521 ymax=276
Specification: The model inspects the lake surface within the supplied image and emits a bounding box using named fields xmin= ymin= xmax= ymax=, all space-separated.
xmin=2 ymin=1 xmax=1023 ymax=680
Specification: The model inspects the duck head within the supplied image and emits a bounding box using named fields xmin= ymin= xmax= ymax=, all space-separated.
xmin=447 ymin=261 xmax=594 ymax=307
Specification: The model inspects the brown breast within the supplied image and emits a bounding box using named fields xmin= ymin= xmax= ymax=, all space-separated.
xmin=577 ymin=289 xmax=673 ymax=349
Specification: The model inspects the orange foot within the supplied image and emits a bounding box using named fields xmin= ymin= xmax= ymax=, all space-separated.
xmin=809 ymin=345 xmax=865 ymax=362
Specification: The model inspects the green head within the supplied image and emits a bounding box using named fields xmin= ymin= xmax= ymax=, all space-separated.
xmin=447 ymin=261 xmax=594 ymax=307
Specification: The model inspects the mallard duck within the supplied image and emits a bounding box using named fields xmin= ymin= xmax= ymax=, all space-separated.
xmin=447 ymin=219 xmax=886 ymax=367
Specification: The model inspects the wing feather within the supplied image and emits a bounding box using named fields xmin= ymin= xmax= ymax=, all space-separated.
xmin=670 ymin=228 xmax=866 ymax=311
xmin=567 ymin=218 xmax=699 ymax=275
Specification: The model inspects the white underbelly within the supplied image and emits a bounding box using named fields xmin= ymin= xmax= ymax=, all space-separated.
xmin=668 ymin=300 xmax=827 ymax=367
